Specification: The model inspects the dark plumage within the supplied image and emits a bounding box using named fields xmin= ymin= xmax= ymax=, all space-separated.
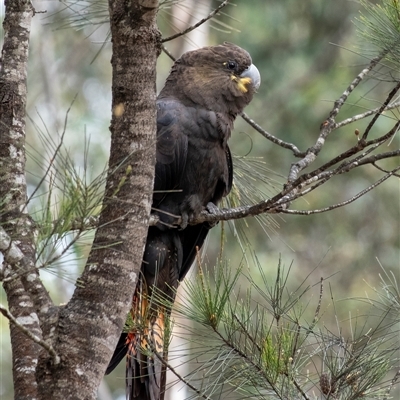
xmin=106 ymin=42 xmax=260 ymax=400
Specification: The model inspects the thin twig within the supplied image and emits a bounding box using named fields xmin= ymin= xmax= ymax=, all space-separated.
xmin=232 ymin=313 xmax=262 ymax=354
xmin=153 ymin=349 xmax=211 ymax=399
xmin=279 ymin=167 xmax=400 ymax=215
xmin=161 ymin=44 xmax=176 ymax=62
xmin=361 ymin=80 xmax=400 ymax=141
xmin=355 ymin=149 xmax=400 ymax=167
xmin=0 ymin=303 xmax=60 ymax=365
xmin=211 ymin=326 xmax=296 ymax=400
xmin=372 ymin=162 xmax=400 ymax=178
xmin=290 ymin=375 xmax=311 ymax=400
xmin=282 ymin=142 xmax=397 ymax=204
xmin=382 ymin=370 xmax=400 ymax=400
xmin=274 ymin=146 xmax=400 ymax=207
xmin=330 ymin=51 xmax=389 ymax=121
xmin=161 ymin=0 xmax=230 ymax=43
xmin=285 ymin=119 xmax=400 ymax=199
xmin=311 ymin=278 xmax=324 ymax=330
xmin=288 ymin=50 xmax=389 ymax=184
xmin=335 ymin=100 xmax=400 ymax=129
xmin=240 ymin=112 xmax=305 ymax=157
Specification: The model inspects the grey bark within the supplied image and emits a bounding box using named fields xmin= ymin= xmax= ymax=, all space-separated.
xmin=1 ymin=0 xmax=160 ymax=398
xmin=36 ymin=0 xmax=160 ymax=398
xmin=0 ymin=1 xmax=51 ymax=399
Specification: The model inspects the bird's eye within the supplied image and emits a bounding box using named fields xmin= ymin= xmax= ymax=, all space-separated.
xmin=227 ymin=61 xmax=237 ymax=70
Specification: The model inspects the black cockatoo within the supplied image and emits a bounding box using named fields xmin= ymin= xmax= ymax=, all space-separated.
xmin=106 ymin=42 xmax=261 ymax=400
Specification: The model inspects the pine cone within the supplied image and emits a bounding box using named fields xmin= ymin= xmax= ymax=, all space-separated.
xmin=320 ymin=373 xmax=338 ymax=396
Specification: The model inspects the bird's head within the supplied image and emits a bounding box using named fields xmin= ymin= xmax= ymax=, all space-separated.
xmin=159 ymin=42 xmax=261 ymax=116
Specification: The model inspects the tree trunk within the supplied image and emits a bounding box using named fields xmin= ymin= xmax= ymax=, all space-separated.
xmin=35 ymin=1 xmax=160 ymax=399
xmin=35 ymin=1 xmax=160 ymax=398
xmin=1 ymin=0 xmax=160 ymax=398
xmin=0 ymin=1 xmax=51 ymax=398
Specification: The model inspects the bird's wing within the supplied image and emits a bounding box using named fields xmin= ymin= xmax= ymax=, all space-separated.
xmin=153 ymin=99 xmax=188 ymax=213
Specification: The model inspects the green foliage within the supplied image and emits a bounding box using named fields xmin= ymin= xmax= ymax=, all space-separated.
xmin=174 ymin=260 xmax=242 ymax=329
xmin=27 ymin=119 xmax=106 ymax=272
xmin=357 ymin=0 xmax=400 ymax=65
xmin=150 ymin=259 xmax=400 ymax=399
xmin=53 ymin=0 xmax=234 ymax=34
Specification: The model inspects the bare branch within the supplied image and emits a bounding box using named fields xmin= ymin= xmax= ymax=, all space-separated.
xmin=185 ymin=153 xmax=400 ymax=225
xmin=287 ymin=51 xmax=389 ymax=184
xmin=311 ymin=278 xmax=324 ymax=330
xmin=335 ymin=101 xmax=400 ymax=129
xmin=304 ymin=120 xmax=400 ymax=180
xmin=240 ymin=112 xmax=305 ymax=157
xmin=278 ymin=167 xmax=400 ymax=215
xmin=356 ymin=149 xmax=400 ymax=167
xmin=372 ymin=162 xmax=400 ymax=178
xmin=161 ymin=44 xmax=176 ymax=62
xmin=161 ymin=0 xmax=231 ymax=43
xmin=0 ymin=303 xmax=60 ymax=365
xmin=329 ymin=51 xmax=389 ymax=120
xmin=361 ymin=80 xmax=400 ymax=141
xmin=153 ymin=350 xmax=212 ymax=400
xmin=382 ymin=370 xmax=400 ymax=400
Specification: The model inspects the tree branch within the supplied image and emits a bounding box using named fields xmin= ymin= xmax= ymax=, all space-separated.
xmin=361 ymin=80 xmax=400 ymax=141
xmin=153 ymin=349 xmax=212 ymax=400
xmin=161 ymin=0 xmax=230 ymax=43
xmin=240 ymin=112 xmax=305 ymax=157
xmin=287 ymin=50 xmax=390 ymax=184
xmin=0 ymin=304 xmax=60 ymax=365
xmin=161 ymin=44 xmax=176 ymax=61
xmin=35 ymin=1 xmax=162 ymax=398
xmin=0 ymin=1 xmax=52 ymax=396
xmin=335 ymin=101 xmax=400 ymax=129
xmin=329 ymin=51 xmax=389 ymax=121
xmin=276 ymin=167 xmax=400 ymax=215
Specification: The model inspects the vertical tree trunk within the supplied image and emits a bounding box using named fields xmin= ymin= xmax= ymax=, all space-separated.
xmin=2 ymin=0 xmax=160 ymax=398
xmin=35 ymin=1 xmax=161 ymax=398
xmin=0 ymin=1 xmax=49 ymax=398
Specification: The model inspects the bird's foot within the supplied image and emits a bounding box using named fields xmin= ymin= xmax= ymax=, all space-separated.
xmin=206 ymin=202 xmax=221 ymax=227
xmin=180 ymin=212 xmax=189 ymax=230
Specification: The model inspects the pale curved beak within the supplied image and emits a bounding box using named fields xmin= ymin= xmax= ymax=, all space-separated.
xmin=240 ymin=64 xmax=261 ymax=90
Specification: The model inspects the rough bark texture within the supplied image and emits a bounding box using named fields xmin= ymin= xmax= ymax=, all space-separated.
xmin=1 ymin=0 xmax=160 ymax=398
xmin=0 ymin=1 xmax=51 ymax=399
xmin=35 ymin=1 xmax=161 ymax=399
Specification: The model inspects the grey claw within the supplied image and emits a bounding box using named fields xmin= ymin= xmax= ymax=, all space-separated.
xmin=205 ymin=202 xmax=221 ymax=227
xmin=180 ymin=212 xmax=188 ymax=229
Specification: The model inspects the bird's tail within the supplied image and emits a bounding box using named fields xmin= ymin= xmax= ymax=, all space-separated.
xmin=106 ymin=279 xmax=171 ymax=400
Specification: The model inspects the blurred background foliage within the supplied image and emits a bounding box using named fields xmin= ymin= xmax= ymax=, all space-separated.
xmin=0 ymin=0 xmax=399 ymax=399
